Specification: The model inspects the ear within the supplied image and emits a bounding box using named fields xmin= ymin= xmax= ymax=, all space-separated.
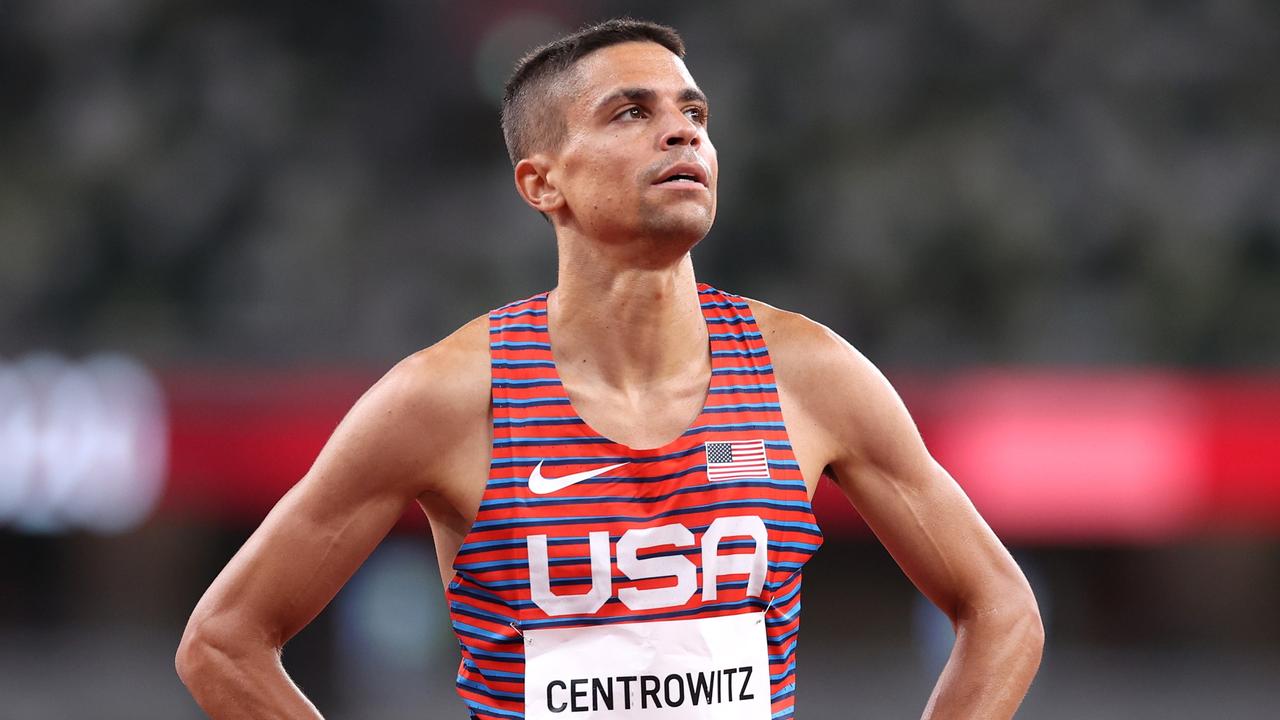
xmin=514 ymin=155 xmax=565 ymax=215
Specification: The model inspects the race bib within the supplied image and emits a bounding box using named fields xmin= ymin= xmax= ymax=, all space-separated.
xmin=523 ymin=612 xmax=771 ymax=719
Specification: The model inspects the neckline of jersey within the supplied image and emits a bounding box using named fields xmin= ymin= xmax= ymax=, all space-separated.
xmin=537 ymin=284 xmax=727 ymax=456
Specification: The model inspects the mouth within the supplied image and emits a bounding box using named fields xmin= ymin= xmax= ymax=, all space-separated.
xmin=653 ymin=163 xmax=709 ymax=188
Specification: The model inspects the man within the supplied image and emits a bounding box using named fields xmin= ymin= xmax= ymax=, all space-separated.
xmin=177 ymin=18 xmax=1042 ymax=719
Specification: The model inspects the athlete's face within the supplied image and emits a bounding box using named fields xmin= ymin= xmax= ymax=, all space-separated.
xmin=543 ymin=42 xmax=718 ymax=246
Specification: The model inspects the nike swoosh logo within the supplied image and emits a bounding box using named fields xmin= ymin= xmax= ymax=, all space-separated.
xmin=528 ymin=460 xmax=629 ymax=495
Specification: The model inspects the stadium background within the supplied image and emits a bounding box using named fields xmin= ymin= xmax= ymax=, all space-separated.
xmin=2 ymin=0 xmax=1279 ymax=717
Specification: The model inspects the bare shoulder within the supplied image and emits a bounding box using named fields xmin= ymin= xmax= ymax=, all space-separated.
xmin=379 ymin=313 xmax=491 ymax=419
xmin=743 ymin=297 xmax=833 ymax=358
xmin=317 ymin=313 xmax=492 ymax=498
xmin=742 ymin=296 xmax=880 ymax=394
xmin=742 ymin=295 xmax=917 ymax=474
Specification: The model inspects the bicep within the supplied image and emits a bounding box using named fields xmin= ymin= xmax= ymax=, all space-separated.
xmin=832 ymin=446 xmax=1013 ymax=620
xmin=197 ymin=458 xmax=413 ymax=645
xmin=188 ymin=359 xmax=460 ymax=646
xmin=810 ymin=335 xmax=1025 ymax=619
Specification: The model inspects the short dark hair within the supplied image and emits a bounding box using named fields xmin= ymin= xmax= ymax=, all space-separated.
xmin=501 ymin=18 xmax=685 ymax=166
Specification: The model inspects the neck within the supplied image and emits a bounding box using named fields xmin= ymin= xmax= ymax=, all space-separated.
xmin=548 ymin=233 xmax=708 ymax=390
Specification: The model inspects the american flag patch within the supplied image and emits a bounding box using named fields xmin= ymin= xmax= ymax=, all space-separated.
xmin=705 ymin=439 xmax=770 ymax=482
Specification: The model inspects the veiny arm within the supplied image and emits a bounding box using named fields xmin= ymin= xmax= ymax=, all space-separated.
xmin=175 ymin=317 xmax=491 ymax=718
xmin=760 ymin=306 xmax=1044 ymax=719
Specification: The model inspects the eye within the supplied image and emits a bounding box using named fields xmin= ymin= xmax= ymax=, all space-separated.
xmin=615 ymin=106 xmax=647 ymax=121
xmin=684 ymin=106 xmax=708 ymax=124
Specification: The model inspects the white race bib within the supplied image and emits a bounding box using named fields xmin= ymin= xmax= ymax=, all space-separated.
xmin=523 ymin=612 xmax=772 ymax=719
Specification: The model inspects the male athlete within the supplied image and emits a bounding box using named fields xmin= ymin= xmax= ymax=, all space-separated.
xmin=177 ymin=18 xmax=1042 ymax=719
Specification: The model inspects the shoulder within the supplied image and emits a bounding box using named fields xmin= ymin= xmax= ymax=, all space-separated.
xmin=327 ymin=313 xmax=492 ymax=494
xmin=742 ymin=296 xmax=876 ymax=389
xmin=742 ymin=295 xmax=913 ymax=467
xmin=385 ymin=313 xmax=491 ymax=402
xmin=370 ymin=313 xmax=490 ymax=431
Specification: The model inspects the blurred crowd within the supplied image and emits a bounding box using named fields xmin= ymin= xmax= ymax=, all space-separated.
xmin=4 ymin=0 xmax=1278 ymax=368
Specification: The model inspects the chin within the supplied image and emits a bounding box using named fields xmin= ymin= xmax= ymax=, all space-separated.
xmin=641 ymin=205 xmax=716 ymax=245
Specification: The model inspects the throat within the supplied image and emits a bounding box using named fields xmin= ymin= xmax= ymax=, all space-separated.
xmin=546 ymin=286 xmax=712 ymax=450
xmin=545 ymin=260 xmax=712 ymax=448
xmin=547 ymin=267 xmax=709 ymax=389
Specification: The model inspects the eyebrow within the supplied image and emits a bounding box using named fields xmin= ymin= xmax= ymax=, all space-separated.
xmin=593 ymin=86 xmax=708 ymax=114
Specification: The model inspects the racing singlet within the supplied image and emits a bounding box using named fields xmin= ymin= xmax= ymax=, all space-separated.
xmin=447 ymin=284 xmax=824 ymax=720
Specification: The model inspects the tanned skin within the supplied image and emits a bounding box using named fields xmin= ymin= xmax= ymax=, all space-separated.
xmin=177 ymin=40 xmax=1043 ymax=719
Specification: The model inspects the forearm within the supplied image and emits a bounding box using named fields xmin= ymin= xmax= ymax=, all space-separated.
xmin=920 ymin=602 xmax=1044 ymax=720
xmin=176 ymin=632 xmax=323 ymax=719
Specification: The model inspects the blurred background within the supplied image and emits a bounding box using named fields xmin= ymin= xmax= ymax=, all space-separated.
xmin=2 ymin=0 xmax=1279 ymax=717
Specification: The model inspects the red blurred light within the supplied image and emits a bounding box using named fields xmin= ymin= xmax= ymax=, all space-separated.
xmin=158 ymin=368 xmax=1280 ymax=540
xmin=927 ymin=372 xmax=1206 ymax=542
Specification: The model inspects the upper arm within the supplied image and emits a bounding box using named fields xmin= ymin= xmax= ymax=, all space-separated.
xmin=753 ymin=302 xmax=1034 ymax=621
xmin=183 ymin=316 xmax=492 ymax=648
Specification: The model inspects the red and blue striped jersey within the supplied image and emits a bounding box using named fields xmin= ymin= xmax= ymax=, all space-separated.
xmin=447 ymin=284 xmax=823 ymax=719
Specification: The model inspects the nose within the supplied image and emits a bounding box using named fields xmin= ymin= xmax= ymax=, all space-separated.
xmin=660 ymin=112 xmax=700 ymax=149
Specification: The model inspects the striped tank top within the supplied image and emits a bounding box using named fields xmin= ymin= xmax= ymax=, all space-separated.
xmin=448 ymin=284 xmax=823 ymax=720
